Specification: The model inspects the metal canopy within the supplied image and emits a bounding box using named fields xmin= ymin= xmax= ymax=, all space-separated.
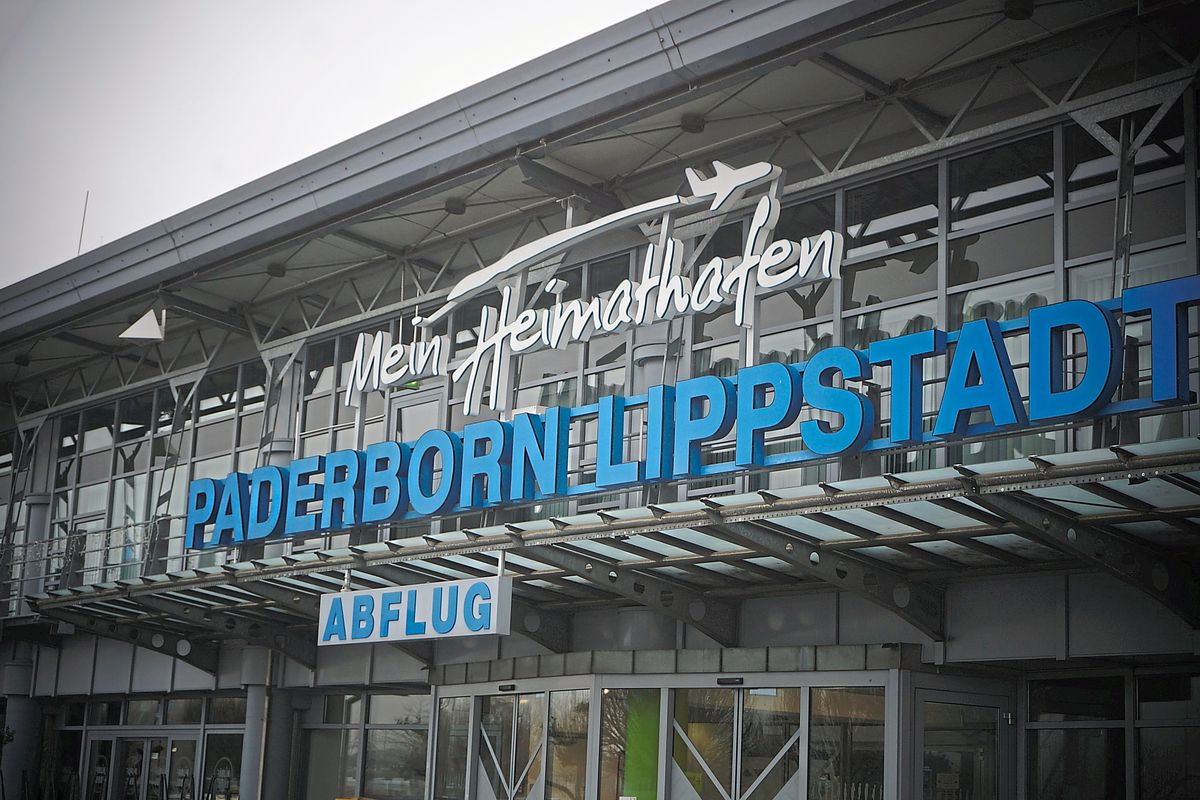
xmin=28 ymin=437 xmax=1200 ymax=672
xmin=2 ymin=0 xmax=1195 ymax=418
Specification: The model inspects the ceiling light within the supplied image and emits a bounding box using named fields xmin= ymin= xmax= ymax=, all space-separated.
xmin=13 ymin=353 xmax=29 ymax=367
xmin=444 ymin=197 xmax=467 ymax=215
xmin=267 ymin=262 xmax=287 ymax=278
xmin=681 ymin=113 xmax=706 ymax=134
xmin=1003 ymin=0 xmax=1034 ymax=20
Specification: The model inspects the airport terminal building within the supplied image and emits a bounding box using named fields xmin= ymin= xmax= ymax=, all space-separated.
xmin=1 ymin=0 xmax=1198 ymax=798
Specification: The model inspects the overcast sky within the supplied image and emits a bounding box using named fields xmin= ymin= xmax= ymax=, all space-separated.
xmin=0 ymin=1 xmax=660 ymax=289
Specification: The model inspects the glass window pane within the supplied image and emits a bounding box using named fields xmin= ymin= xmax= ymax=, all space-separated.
xmin=951 ymin=134 xmax=1053 ymax=229
xmin=196 ymin=369 xmax=239 ymax=423
xmin=843 ymin=245 xmax=938 ymax=309
xmin=1138 ymin=673 xmax=1200 ymax=720
xmin=434 ymin=697 xmax=470 ymax=800
xmin=305 ymin=340 xmax=336 ymax=395
xmin=1140 ymin=727 xmax=1200 ymax=798
xmin=1027 ymin=728 xmax=1123 ymax=800
xmin=599 ymin=688 xmax=661 ymax=800
xmin=399 ymin=401 xmax=440 ymax=441
xmin=202 ymin=733 xmax=242 ymax=800
xmin=117 ymin=394 xmax=154 ymax=443
xmin=165 ymin=698 xmax=203 ymax=725
xmin=778 ymin=196 xmax=835 ymax=241
xmin=844 ymin=299 xmax=937 ymax=351
xmin=589 ymin=254 xmax=631 ymax=296
xmin=922 ymin=702 xmax=997 ymax=800
xmin=760 ymin=323 xmax=834 ymax=365
xmin=325 ymin=694 xmax=363 ymax=725
xmin=742 ymin=688 xmax=803 ymax=800
xmin=808 ymin=687 xmax=884 ymax=800
xmin=672 ymin=688 xmax=735 ymax=800
xmin=515 ymin=693 xmax=545 ymax=800
xmin=1067 ymin=183 xmax=1186 ymax=261
xmin=518 ymin=343 xmax=582 ymax=382
xmin=546 ymin=689 xmax=590 ymax=800
xmin=81 ymin=404 xmax=116 ymax=452
xmin=760 ymin=281 xmax=834 ymax=327
xmin=1029 ymin=676 xmax=1124 ymax=722
xmin=126 ymin=699 xmax=159 ymax=725
xmin=303 ymin=729 xmax=359 ymax=800
xmin=369 ymin=694 xmax=430 ymax=725
xmin=88 ymin=700 xmax=122 ymax=726
xmin=845 ymin=168 xmax=938 ymax=257
xmin=949 ymin=273 xmax=1056 ymax=328
xmin=1066 ymin=101 xmax=1184 ymax=202
xmin=364 ymin=728 xmax=427 ymax=800
xmin=207 ymin=697 xmax=247 ymax=725
xmin=948 ymin=216 xmax=1053 ymax=286
xmin=1068 ymin=243 xmax=1190 ymax=302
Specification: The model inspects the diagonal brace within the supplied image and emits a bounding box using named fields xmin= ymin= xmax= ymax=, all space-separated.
xmin=706 ymin=521 xmax=944 ymax=640
xmin=514 ymin=544 xmax=739 ymax=646
xmin=974 ymin=493 xmax=1200 ymax=628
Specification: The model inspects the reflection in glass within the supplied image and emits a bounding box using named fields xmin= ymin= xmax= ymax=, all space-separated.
xmin=599 ymin=688 xmax=661 ymax=800
xmin=694 ymin=342 xmax=740 ymax=379
xmin=843 ymin=246 xmax=937 ymax=309
xmin=86 ymin=739 xmax=113 ymax=800
xmin=949 ymin=273 xmax=1055 ymax=328
xmin=1140 ymin=727 xmax=1200 ymax=799
xmin=760 ymin=324 xmax=833 ymax=366
xmin=207 ymin=697 xmax=247 ymax=725
xmin=844 ymin=300 xmax=937 ymax=351
xmin=672 ymin=688 xmax=735 ymax=800
xmin=809 ymin=687 xmax=884 ymax=800
xmin=845 ymin=168 xmax=938 ymax=257
xmin=202 ymin=733 xmax=242 ymax=800
xmin=369 ymin=694 xmax=430 ymax=725
xmin=1138 ymin=673 xmax=1200 ymax=720
xmin=1069 ymin=244 xmax=1190 ymax=302
xmin=1027 ymin=728 xmax=1123 ymax=800
xmin=546 ymin=689 xmax=590 ymax=800
xmin=948 ymin=217 xmax=1053 ymax=286
xmin=113 ymin=739 xmax=146 ymax=800
xmin=304 ymin=729 xmax=359 ymax=800
xmin=922 ymin=702 xmax=997 ymax=800
xmin=951 ymin=134 xmax=1053 ymax=229
xmin=1029 ymin=676 xmax=1124 ymax=722
xmin=742 ymin=688 xmax=803 ymax=800
xmin=1065 ymin=102 xmax=1184 ymax=202
xmin=365 ymin=728 xmax=428 ymax=800
xmin=480 ymin=693 xmax=546 ymax=800
xmin=126 ymin=699 xmax=159 ymax=725
xmin=168 ymin=740 xmax=197 ymax=800
xmin=434 ymin=697 xmax=471 ymax=800
xmin=1066 ymin=183 xmax=1185 ymax=261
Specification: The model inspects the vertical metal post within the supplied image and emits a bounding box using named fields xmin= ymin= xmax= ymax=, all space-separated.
xmin=656 ymin=688 xmax=671 ymax=800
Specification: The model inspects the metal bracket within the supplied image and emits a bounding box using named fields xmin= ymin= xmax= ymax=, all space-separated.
xmin=132 ymin=594 xmax=317 ymax=669
xmin=974 ymin=493 xmax=1200 ymax=628
xmin=706 ymin=521 xmax=945 ymax=640
xmin=39 ymin=606 xmax=219 ymax=674
xmin=514 ymin=544 xmax=739 ymax=646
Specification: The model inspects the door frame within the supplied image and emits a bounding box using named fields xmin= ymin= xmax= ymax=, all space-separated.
xmin=913 ymin=688 xmax=1014 ymax=800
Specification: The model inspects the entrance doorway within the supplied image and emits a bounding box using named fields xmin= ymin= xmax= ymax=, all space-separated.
xmin=476 ymin=693 xmax=546 ymax=800
xmin=915 ymin=691 xmax=1010 ymax=800
xmin=84 ymin=736 xmax=198 ymax=800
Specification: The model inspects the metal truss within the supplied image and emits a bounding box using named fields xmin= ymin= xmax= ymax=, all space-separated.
xmin=132 ymin=593 xmax=317 ymax=668
xmin=702 ymin=520 xmax=944 ymax=640
xmin=512 ymin=544 xmax=740 ymax=647
xmin=973 ymin=492 xmax=1200 ymax=629
xmin=35 ymin=604 xmax=220 ymax=674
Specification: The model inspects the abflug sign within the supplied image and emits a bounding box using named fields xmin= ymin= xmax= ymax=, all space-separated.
xmin=182 ymin=161 xmax=1200 ymax=550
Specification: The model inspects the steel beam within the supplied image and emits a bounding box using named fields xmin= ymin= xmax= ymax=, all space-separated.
xmin=703 ymin=521 xmax=944 ymax=640
xmin=516 ymin=156 xmax=622 ymax=217
xmin=973 ymin=493 xmax=1200 ymax=628
xmin=161 ymin=292 xmax=257 ymax=338
xmin=514 ymin=544 xmax=739 ymax=646
xmin=37 ymin=605 xmax=219 ymax=674
xmin=133 ymin=594 xmax=317 ymax=669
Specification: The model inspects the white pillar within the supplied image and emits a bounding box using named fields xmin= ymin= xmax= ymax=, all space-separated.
xmin=239 ymin=646 xmax=270 ymax=800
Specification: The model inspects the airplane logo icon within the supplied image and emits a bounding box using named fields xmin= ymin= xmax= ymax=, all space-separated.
xmin=685 ymin=160 xmax=781 ymax=213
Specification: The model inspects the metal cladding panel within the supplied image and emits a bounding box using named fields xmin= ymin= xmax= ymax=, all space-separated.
xmin=130 ymin=646 xmax=174 ymax=693
xmin=371 ymin=644 xmax=429 ymax=684
xmin=91 ymin=638 xmax=133 ymax=694
xmin=838 ymin=592 xmax=936 ymax=647
xmin=282 ymin=656 xmax=315 ymax=689
xmin=498 ymin=632 xmax=552 ymax=660
xmin=570 ymin=607 xmax=678 ymax=651
xmin=315 ymin=642 xmax=372 ymax=685
xmin=740 ymin=593 xmax=838 ymax=647
xmin=684 ymin=624 xmax=723 ymax=649
xmin=434 ymin=634 xmax=501 ymax=667
xmin=216 ymin=643 xmax=243 ymax=689
xmin=56 ymin=635 xmax=95 ymax=695
xmin=945 ymin=575 xmax=1062 ymax=662
xmin=32 ymin=645 xmax=58 ymax=697
xmin=1068 ymin=573 xmax=1193 ymax=657
xmin=172 ymin=657 xmax=216 ymax=691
